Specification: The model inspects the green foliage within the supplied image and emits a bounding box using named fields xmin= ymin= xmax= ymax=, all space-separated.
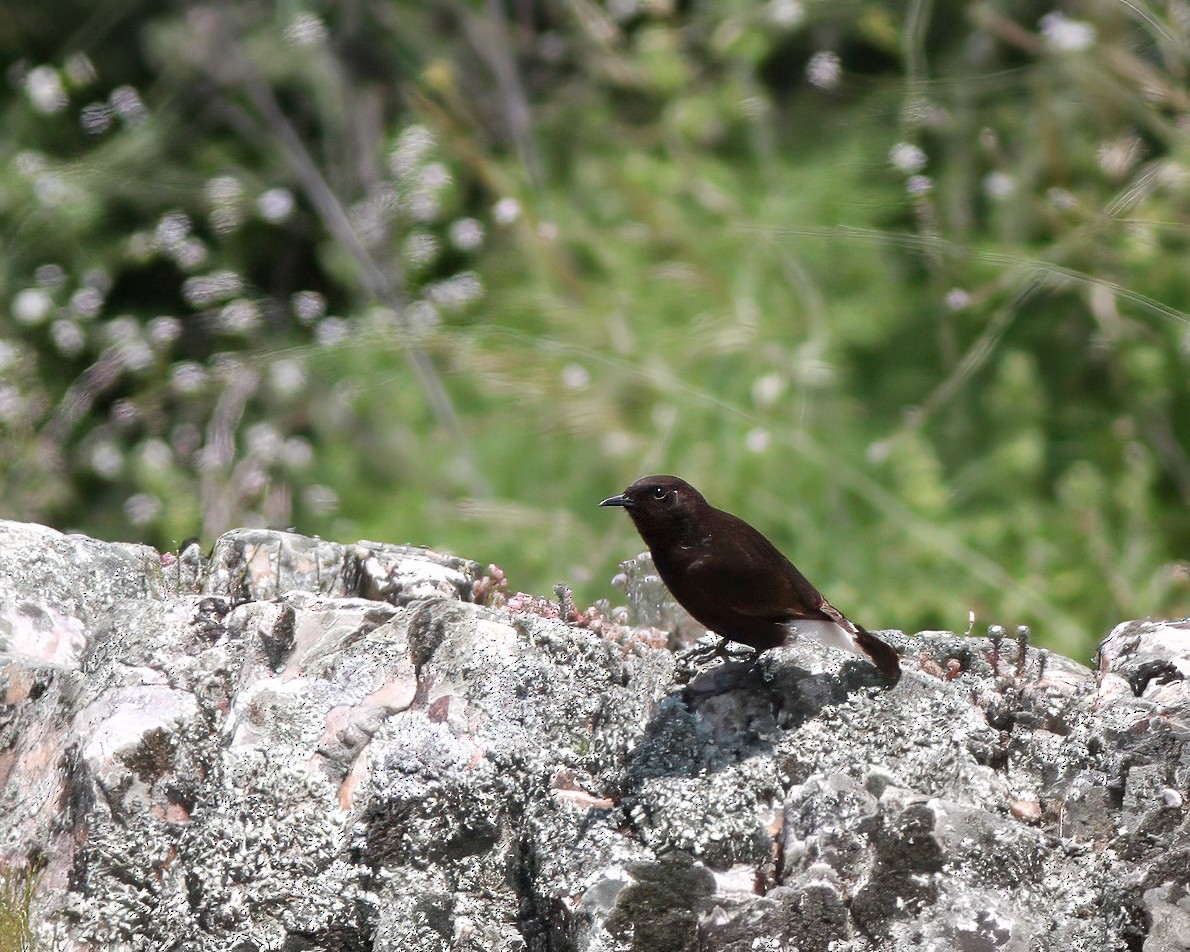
xmin=2 ymin=0 xmax=1188 ymax=661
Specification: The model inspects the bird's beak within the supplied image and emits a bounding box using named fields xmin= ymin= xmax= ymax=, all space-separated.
xmin=599 ymin=493 xmax=633 ymax=509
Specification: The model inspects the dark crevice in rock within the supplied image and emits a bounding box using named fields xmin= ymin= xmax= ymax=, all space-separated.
xmin=1126 ymin=659 xmax=1185 ymax=697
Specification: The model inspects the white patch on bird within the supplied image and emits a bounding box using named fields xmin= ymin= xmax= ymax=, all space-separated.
xmin=783 ymin=619 xmax=867 ymax=662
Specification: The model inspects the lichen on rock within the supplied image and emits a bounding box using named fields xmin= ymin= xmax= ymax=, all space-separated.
xmin=1 ymin=519 xmax=1188 ymax=951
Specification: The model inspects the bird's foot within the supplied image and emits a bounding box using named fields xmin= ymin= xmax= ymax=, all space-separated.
xmin=674 ymin=638 xmax=761 ymax=689
xmin=679 ymin=636 xmax=756 ymax=667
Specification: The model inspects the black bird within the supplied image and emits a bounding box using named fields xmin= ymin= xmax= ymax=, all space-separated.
xmin=599 ymin=475 xmax=900 ymax=681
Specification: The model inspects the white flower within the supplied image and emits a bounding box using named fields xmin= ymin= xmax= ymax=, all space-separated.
xmin=71 ymin=287 xmax=104 ymax=320
xmin=269 ymin=359 xmax=307 ymax=396
xmin=449 ymin=218 xmax=485 ymax=251
xmin=767 ymin=0 xmax=804 ymax=29
xmin=138 ymin=439 xmax=174 ymax=474
xmin=36 ymin=263 xmax=67 ymax=288
xmin=907 ymin=175 xmax=934 ymax=196
xmin=26 ymin=66 xmax=67 ymax=113
xmin=291 ymin=291 xmax=326 ymax=324
xmin=124 ymin=493 xmax=162 ymax=526
xmin=405 ymin=301 xmax=439 ymax=331
xmin=561 ymin=364 xmax=590 ymax=390
xmin=303 ymin=484 xmax=339 ymax=515
xmin=867 ymin=440 xmax=892 ymax=464
xmin=1040 ymin=13 xmax=1096 ymax=52
xmin=170 ymin=362 xmax=209 ymax=394
xmin=1047 ymin=187 xmax=1077 ymax=210
xmin=283 ymin=437 xmax=313 ymax=469
xmin=257 ymin=188 xmax=295 ymax=223
xmin=81 ymin=103 xmax=113 ymax=135
xmin=945 ymin=288 xmax=970 ymax=311
xmin=1098 ymin=135 xmax=1142 ymax=181
xmin=90 ymin=441 xmax=124 ymax=478
xmin=425 ymin=271 xmax=483 ymax=309
xmin=14 ymin=151 xmax=46 ymax=177
xmin=110 ymin=86 xmax=147 ymax=125
xmin=0 ymin=385 xmax=27 ymax=424
xmin=173 ymin=239 xmax=208 ymax=270
xmin=83 ymin=267 xmax=111 ymax=292
xmin=316 ymin=317 xmax=350 ymax=346
xmin=64 ymin=52 xmax=97 ymax=86
xmin=51 ymin=320 xmax=86 ymax=356
xmin=406 ymin=189 xmax=440 ymax=224
xmin=746 ymin=429 xmax=771 ymax=453
xmin=104 ymin=316 xmax=139 ymax=345
xmin=806 ymin=51 xmax=841 ymax=90
xmin=155 ymin=212 xmax=192 ymax=251
xmin=285 ymin=13 xmax=327 ymax=47
xmin=245 ymin=423 xmax=283 ymax=460
xmin=206 ymin=176 xmax=242 ymax=206
xmin=183 ymin=271 xmax=243 ymax=307
xmin=752 ymin=373 xmax=784 ymax=408
xmin=390 ymin=126 xmax=435 ymax=179
xmin=118 ymin=340 xmax=154 ymax=373
xmin=148 ymin=316 xmax=182 ymax=346
xmin=419 ymin=162 xmax=452 ymax=191
xmin=890 ymin=142 xmax=928 ymax=174
xmin=33 ymin=175 xmax=78 ymax=207
xmin=402 ymin=232 xmax=440 ymax=267
xmin=217 ymin=299 xmax=261 ymax=335
xmin=493 ymin=197 xmax=521 ymax=225
xmin=208 ymin=177 xmax=242 ymax=233
xmin=983 ymin=171 xmax=1016 ymax=201
xmin=12 ymin=288 xmax=53 ymax=324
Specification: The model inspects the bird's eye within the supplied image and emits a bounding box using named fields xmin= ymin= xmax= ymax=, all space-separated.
xmin=651 ymin=486 xmax=667 ymax=499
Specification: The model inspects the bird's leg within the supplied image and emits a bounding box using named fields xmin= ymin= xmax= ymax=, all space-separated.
xmin=680 ymin=636 xmax=756 ymax=666
xmin=723 ymin=642 xmax=757 ymax=662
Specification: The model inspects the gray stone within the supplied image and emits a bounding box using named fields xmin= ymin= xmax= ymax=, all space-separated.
xmin=1 ymin=518 xmax=1188 ymax=951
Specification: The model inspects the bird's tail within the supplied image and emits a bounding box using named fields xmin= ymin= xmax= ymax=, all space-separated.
xmin=853 ymin=625 xmax=902 ymax=683
xmin=788 ymin=611 xmax=902 ymax=683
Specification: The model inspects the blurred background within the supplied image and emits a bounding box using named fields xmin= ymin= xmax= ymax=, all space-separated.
xmin=1 ymin=0 xmax=1187 ymax=660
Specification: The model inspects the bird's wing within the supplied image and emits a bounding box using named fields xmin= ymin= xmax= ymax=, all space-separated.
xmin=813 ymin=597 xmax=861 ymax=634
xmin=683 ymin=510 xmax=832 ymax=622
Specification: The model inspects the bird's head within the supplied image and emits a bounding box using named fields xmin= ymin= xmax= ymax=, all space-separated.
xmin=599 ymin=475 xmax=708 ymax=544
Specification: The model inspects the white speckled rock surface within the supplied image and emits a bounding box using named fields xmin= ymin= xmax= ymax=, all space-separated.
xmin=1 ymin=520 xmax=1188 ymax=952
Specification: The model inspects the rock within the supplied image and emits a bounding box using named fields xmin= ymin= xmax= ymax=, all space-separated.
xmin=1096 ymin=618 xmax=1190 ymax=721
xmin=1 ymin=518 xmax=1188 ymax=951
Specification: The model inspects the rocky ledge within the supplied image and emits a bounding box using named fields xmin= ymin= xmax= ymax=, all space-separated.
xmin=1 ymin=519 xmax=1188 ymax=951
